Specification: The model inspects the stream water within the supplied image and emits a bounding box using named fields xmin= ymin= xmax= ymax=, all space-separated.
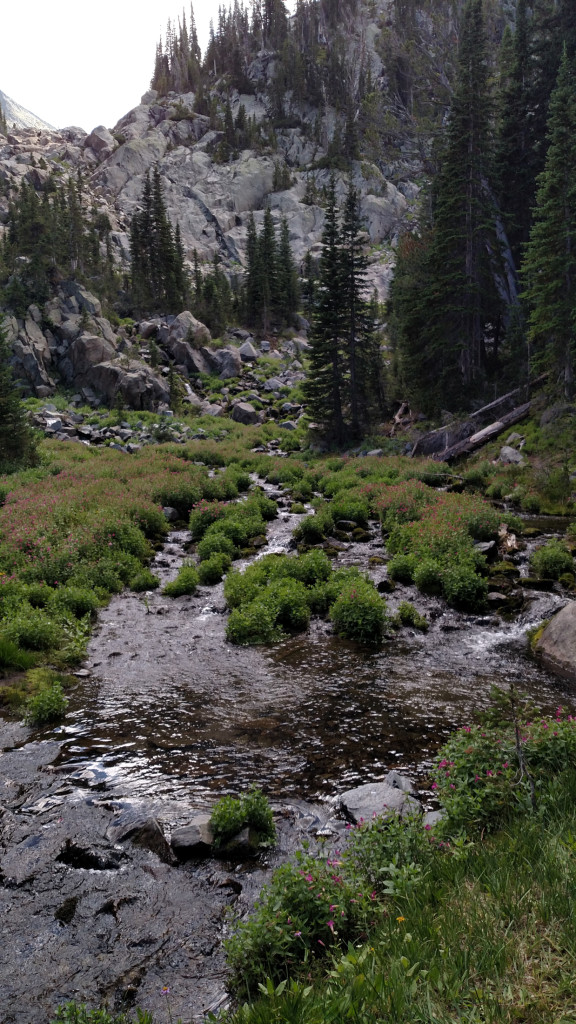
xmin=53 ymin=494 xmax=576 ymax=807
xmin=2 ymin=489 xmax=576 ymax=1023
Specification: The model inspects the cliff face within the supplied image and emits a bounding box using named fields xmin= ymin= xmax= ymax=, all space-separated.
xmin=0 ymin=0 xmax=512 ymax=406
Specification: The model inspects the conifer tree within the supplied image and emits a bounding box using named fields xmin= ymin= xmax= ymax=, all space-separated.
xmin=130 ymin=169 xmax=188 ymax=313
xmin=0 ymin=327 xmax=38 ymax=473
xmin=522 ymin=50 xmax=576 ymax=398
xmin=303 ymin=178 xmax=347 ymax=444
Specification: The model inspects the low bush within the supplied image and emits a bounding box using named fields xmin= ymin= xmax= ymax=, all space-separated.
xmin=211 ymin=787 xmax=276 ymax=848
xmin=50 ymin=586 xmax=99 ymax=619
xmin=293 ymin=507 xmax=334 ymax=544
xmin=130 ymin=504 xmax=169 ymax=540
xmin=413 ymin=558 xmax=443 ymax=595
xmin=196 ymin=532 xmax=236 ymax=561
xmin=198 ymin=552 xmax=231 ymax=584
xmin=25 ymin=680 xmax=68 ymax=725
xmin=530 ymin=539 xmax=573 ymax=579
xmin=267 ymin=578 xmax=310 ymax=631
xmin=163 ymin=565 xmax=199 ymax=597
xmin=1 ymin=605 xmax=63 ymax=651
xmin=226 ymin=600 xmax=281 ymax=645
xmin=442 ymin=561 xmax=488 ymax=612
xmin=0 ymin=637 xmax=36 ymax=671
xmin=130 ymin=570 xmax=160 ymax=592
xmin=330 ymin=579 xmax=387 ymax=643
xmin=395 ymin=601 xmax=429 ymax=631
xmin=331 ymin=493 xmax=370 ymax=526
xmin=224 ymin=569 xmax=262 ymax=609
xmin=387 ymin=553 xmax=417 ymax=584
xmin=189 ymin=499 xmax=229 ymax=539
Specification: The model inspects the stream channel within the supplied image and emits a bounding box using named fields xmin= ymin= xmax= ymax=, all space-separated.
xmin=1 ymin=483 xmax=575 ymax=1023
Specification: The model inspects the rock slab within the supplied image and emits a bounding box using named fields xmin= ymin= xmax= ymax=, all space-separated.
xmin=339 ymin=779 xmax=420 ymax=823
xmin=536 ymin=601 xmax=576 ymax=684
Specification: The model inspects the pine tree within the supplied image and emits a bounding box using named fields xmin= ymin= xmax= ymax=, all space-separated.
xmin=522 ymin=50 xmax=576 ymax=398
xmin=339 ymin=184 xmax=385 ymax=436
xmin=0 ymin=328 xmax=38 ymax=473
xmin=130 ymin=170 xmax=188 ymax=313
xmin=303 ymin=178 xmax=347 ymax=444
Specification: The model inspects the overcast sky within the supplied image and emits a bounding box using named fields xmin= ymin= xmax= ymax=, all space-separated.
xmin=2 ymin=1 xmax=287 ymax=133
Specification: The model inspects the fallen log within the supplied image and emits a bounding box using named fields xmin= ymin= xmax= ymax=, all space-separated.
xmin=430 ymin=401 xmax=532 ymax=462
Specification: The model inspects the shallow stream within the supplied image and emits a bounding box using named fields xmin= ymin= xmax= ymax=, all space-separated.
xmin=1 ymin=489 xmax=575 ymax=1023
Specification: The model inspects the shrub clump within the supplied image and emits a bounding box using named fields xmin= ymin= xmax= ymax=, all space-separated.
xmin=330 ymin=579 xmax=387 ymax=643
xmin=529 ymin=539 xmax=573 ymax=580
xmin=130 ymin=570 xmax=161 ymax=592
xmin=395 ymin=601 xmax=429 ymax=631
xmin=198 ymin=552 xmax=231 ymax=585
xmin=163 ymin=565 xmax=199 ymax=597
xmin=210 ymin=787 xmax=276 ymax=848
xmin=25 ymin=680 xmax=68 ymax=725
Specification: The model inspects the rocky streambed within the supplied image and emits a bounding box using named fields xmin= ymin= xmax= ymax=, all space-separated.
xmin=1 ymin=495 xmax=576 ymax=1023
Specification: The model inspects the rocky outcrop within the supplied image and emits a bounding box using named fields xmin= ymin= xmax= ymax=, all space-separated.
xmin=536 ymin=602 xmax=576 ymax=685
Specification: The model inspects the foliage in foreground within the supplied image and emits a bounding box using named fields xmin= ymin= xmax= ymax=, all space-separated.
xmin=219 ymin=702 xmax=576 ymax=1021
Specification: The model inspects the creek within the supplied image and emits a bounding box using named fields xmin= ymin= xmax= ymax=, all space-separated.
xmin=1 ymin=489 xmax=575 ymax=1023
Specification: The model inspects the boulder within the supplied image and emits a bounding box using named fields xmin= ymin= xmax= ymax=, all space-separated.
xmin=536 ymin=602 xmax=576 ymax=684
xmin=201 ymin=346 xmax=242 ymax=379
xmin=171 ymin=815 xmax=214 ymax=860
xmin=232 ymin=401 xmax=260 ymax=425
xmin=339 ymin=780 xmax=420 ymax=823
xmin=499 ymin=445 xmax=525 ymax=465
xmin=89 ymin=361 xmax=170 ymax=410
xmin=164 ymin=337 xmax=210 ymax=376
xmin=61 ymin=282 xmax=102 ymax=317
xmin=168 ymin=310 xmax=211 ymax=347
xmin=84 ymin=125 xmax=116 ymax=160
xmin=70 ymin=335 xmax=116 ymax=379
xmin=239 ymin=340 xmax=259 ymax=362
xmin=110 ymin=817 xmax=174 ymax=864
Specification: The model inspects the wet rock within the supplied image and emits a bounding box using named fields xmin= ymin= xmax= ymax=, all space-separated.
xmin=111 ymin=817 xmax=175 ymax=864
xmin=218 ymin=826 xmax=261 ymax=859
xmin=339 ymin=781 xmax=420 ymax=824
xmin=57 ymin=839 xmax=124 ymax=870
xmin=536 ymin=601 xmax=576 ymax=684
xmin=172 ymin=814 xmax=214 ymax=860
xmin=383 ymin=770 xmax=415 ymax=795
xmin=163 ymin=506 xmax=179 ymax=522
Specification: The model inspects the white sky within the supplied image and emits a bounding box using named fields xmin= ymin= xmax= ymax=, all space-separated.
xmin=1 ymin=1 xmax=248 ymax=132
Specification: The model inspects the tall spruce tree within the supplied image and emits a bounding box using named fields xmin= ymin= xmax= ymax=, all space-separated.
xmin=0 ymin=328 xmax=38 ymax=473
xmin=304 ymin=178 xmax=384 ymax=443
xmin=389 ymin=0 xmax=502 ymax=413
xmin=522 ymin=50 xmax=576 ymax=398
xmin=303 ymin=178 xmax=347 ymax=445
xmin=130 ymin=169 xmax=188 ymax=313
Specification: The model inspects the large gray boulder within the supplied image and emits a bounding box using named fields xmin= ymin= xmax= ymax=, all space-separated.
xmin=89 ymin=360 xmax=170 ymax=410
xmin=232 ymin=401 xmax=260 ymax=425
xmin=202 ymin=346 xmax=242 ymax=379
xmin=339 ymin=779 xmax=420 ymax=823
xmin=70 ymin=334 xmax=117 ymax=379
xmin=536 ymin=602 xmax=576 ymax=684
xmin=164 ymin=338 xmax=211 ymax=376
xmin=84 ymin=126 xmax=116 ymax=161
xmin=168 ymin=310 xmax=211 ymax=347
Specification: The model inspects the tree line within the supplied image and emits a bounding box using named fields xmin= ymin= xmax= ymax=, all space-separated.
xmin=388 ymin=0 xmax=576 ymax=414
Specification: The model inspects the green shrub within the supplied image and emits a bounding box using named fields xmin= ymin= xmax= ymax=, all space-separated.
xmin=413 ymin=558 xmax=443 ymax=595
xmin=387 ymin=553 xmax=418 ymax=584
xmin=50 ymin=586 xmax=99 ymax=619
xmin=130 ymin=504 xmax=169 ymax=540
xmin=442 ymin=562 xmax=488 ymax=612
xmin=197 ymin=532 xmax=236 ymax=561
xmin=163 ymin=565 xmax=199 ymax=597
xmin=189 ymin=499 xmax=229 ymax=539
xmin=130 ymin=570 xmax=161 ymax=592
xmin=520 ymin=491 xmax=541 ymax=513
xmin=290 ymin=502 xmax=306 ymax=514
xmin=0 ymin=637 xmax=36 ymax=671
xmin=25 ymin=681 xmax=68 ymax=725
xmin=331 ymin=493 xmax=370 ymax=526
xmin=224 ymin=568 xmax=262 ymax=609
xmin=210 ymin=787 xmax=276 ymax=848
xmin=51 ymin=1003 xmax=150 ymax=1024
xmin=154 ymin=480 xmax=203 ymax=518
xmin=267 ymin=578 xmax=310 ymax=631
xmin=530 ymin=539 xmax=573 ymax=580
xmin=283 ymin=549 xmax=332 ymax=586
xmin=293 ymin=507 xmax=334 ymax=544
xmin=198 ymin=552 xmax=231 ymax=584
xmin=330 ymin=580 xmax=387 ymax=642
xmin=225 ymin=850 xmax=376 ymax=997
xmin=395 ymin=601 xmax=429 ymax=631
xmin=226 ymin=601 xmax=281 ymax=645
xmin=1 ymin=605 xmax=63 ymax=651
xmin=25 ymin=582 xmax=52 ymax=608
